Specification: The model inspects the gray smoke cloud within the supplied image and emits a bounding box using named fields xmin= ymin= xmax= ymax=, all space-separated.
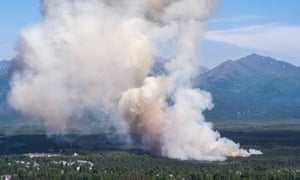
xmin=9 ymin=0 xmax=262 ymax=161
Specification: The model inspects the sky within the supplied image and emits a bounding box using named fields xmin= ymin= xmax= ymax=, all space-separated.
xmin=0 ymin=0 xmax=300 ymax=68
xmin=202 ymin=0 xmax=300 ymax=67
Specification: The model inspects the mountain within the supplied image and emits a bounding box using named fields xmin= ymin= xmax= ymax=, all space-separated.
xmin=0 ymin=60 xmax=11 ymax=102
xmin=150 ymin=57 xmax=209 ymax=76
xmin=197 ymin=54 xmax=300 ymax=120
xmin=0 ymin=60 xmax=19 ymax=123
xmin=0 ymin=55 xmax=300 ymax=122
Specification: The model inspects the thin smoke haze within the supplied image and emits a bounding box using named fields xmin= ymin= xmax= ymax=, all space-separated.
xmin=9 ymin=0 xmax=261 ymax=161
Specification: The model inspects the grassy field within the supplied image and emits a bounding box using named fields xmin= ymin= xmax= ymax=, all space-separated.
xmin=0 ymin=120 xmax=300 ymax=179
xmin=213 ymin=119 xmax=300 ymax=132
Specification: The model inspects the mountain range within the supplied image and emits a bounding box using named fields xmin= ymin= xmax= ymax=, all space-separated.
xmin=196 ymin=54 xmax=300 ymax=120
xmin=0 ymin=53 xmax=300 ymax=122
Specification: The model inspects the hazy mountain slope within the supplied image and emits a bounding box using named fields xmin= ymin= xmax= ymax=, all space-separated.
xmin=150 ymin=57 xmax=209 ymax=76
xmin=198 ymin=54 xmax=300 ymax=120
xmin=0 ymin=60 xmax=20 ymax=124
xmin=0 ymin=60 xmax=11 ymax=105
xmin=0 ymin=55 xmax=300 ymax=122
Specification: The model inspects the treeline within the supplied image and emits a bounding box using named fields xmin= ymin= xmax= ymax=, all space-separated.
xmin=0 ymin=151 xmax=300 ymax=180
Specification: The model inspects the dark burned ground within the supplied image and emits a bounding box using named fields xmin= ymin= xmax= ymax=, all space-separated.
xmin=0 ymin=124 xmax=300 ymax=179
xmin=1 ymin=127 xmax=300 ymax=155
xmin=0 ymin=133 xmax=145 ymax=155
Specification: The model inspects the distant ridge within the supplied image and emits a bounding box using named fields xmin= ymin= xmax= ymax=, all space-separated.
xmin=0 ymin=54 xmax=300 ymax=122
xmin=197 ymin=54 xmax=300 ymax=120
xmin=150 ymin=57 xmax=209 ymax=76
xmin=204 ymin=54 xmax=300 ymax=81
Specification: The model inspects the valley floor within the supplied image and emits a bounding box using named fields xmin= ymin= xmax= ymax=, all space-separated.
xmin=1 ymin=120 xmax=300 ymax=180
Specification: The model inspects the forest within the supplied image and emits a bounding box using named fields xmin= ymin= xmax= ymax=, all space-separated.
xmin=0 ymin=120 xmax=300 ymax=179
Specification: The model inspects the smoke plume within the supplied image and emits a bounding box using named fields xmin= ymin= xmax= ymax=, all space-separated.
xmin=9 ymin=0 xmax=262 ymax=161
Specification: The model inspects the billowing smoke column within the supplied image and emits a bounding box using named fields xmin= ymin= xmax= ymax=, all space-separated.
xmin=9 ymin=0 xmax=262 ymax=161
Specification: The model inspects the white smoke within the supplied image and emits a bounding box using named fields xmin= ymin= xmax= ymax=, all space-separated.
xmin=9 ymin=0 xmax=262 ymax=161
